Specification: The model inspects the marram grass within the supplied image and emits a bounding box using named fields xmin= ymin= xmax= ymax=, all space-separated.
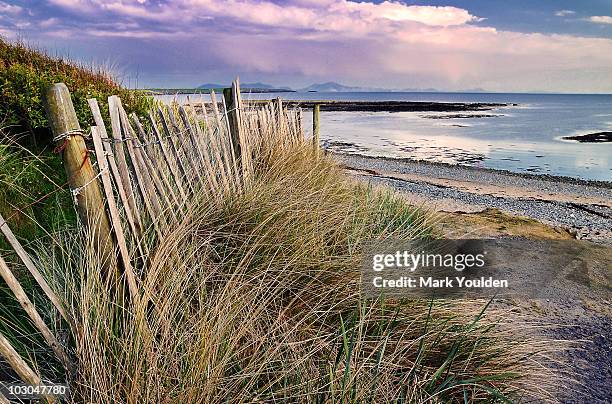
xmin=0 ymin=100 xmax=567 ymax=403
xmin=5 ymin=143 xmax=563 ymax=403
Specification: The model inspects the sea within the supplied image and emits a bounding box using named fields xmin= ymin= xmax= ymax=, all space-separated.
xmin=160 ymin=92 xmax=612 ymax=182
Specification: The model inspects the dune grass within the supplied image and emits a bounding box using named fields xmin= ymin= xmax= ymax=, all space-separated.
xmin=0 ymin=74 xmax=564 ymax=401
xmin=0 ymin=140 xmax=558 ymax=402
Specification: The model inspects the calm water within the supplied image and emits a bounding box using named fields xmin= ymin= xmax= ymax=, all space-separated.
xmin=162 ymin=92 xmax=612 ymax=182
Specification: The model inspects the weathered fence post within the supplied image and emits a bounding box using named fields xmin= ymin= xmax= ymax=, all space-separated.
xmin=223 ymin=83 xmax=242 ymax=164
xmin=44 ymin=83 xmax=116 ymax=280
xmin=313 ymin=104 xmax=320 ymax=155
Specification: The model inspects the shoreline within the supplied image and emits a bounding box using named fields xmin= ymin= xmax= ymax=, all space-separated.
xmin=339 ymin=151 xmax=611 ymax=403
xmin=335 ymin=152 xmax=612 ymax=243
xmin=247 ymin=99 xmax=510 ymax=112
xmin=332 ymin=151 xmax=612 ymax=188
xmin=186 ymin=100 xmax=512 ymax=113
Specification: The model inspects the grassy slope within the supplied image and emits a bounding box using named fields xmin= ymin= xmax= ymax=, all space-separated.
xmin=0 ymin=38 xmax=152 ymax=139
xmin=0 ymin=141 xmax=76 ymax=249
xmin=0 ymin=39 xmax=153 ymax=245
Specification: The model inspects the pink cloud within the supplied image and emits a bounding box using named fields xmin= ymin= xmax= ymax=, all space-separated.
xmin=14 ymin=1 xmax=612 ymax=92
xmin=47 ymin=1 xmax=482 ymax=29
xmin=334 ymin=1 xmax=481 ymax=26
xmin=589 ymin=16 xmax=612 ymax=25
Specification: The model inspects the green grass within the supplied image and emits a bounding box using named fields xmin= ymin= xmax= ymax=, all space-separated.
xmin=0 ymin=138 xmax=76 ymax=249
xmin=0 ymin=38 xmax=154 ymax=245
xmin=0 ymin=38 xmax=153 ymax=144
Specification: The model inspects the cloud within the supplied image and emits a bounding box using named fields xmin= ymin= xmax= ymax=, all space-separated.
xmin=39 ymin=18 xmax=60 ymax=28
xmin=47 ymin=0 xmax=482 ymax=28
xmin=589 ymin=16 xmax=612 ymax=24
xmin=554 ymin=10 xmax=575 ymax=17
xmin=330 ymin=2 xmax=482 ymax=26
xmin=10 ymin=0 xmax=612 ymax=92
xmin=0 ymin=1 xmax=22 ymax=14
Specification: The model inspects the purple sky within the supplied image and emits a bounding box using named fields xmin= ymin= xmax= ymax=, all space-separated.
xmin=2 ymin=1 xmax=612 ymax=92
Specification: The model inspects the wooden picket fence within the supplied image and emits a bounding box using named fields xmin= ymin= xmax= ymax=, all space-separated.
xmin=0 ymin=79 xmax=306 ymax=400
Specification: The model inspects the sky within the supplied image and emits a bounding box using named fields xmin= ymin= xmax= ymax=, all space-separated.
xmin=2 ymin=1 xmax=612 ymax=92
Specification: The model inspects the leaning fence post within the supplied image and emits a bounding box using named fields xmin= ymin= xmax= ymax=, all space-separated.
xmin=223 ymin=83 xmax=242 ymax=165
xmin=313 ymin=104 xmax=320 ymax=155
xmin=44 ymin=83 xmax=116 ymax=281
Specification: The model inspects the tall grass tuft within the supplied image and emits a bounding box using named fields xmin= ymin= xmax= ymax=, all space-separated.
xmin=18 ymin=137 xmax=561 ymax=402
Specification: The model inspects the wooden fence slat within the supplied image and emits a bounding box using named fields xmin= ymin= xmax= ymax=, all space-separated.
xmin=199 ymin=102 xmax=231 ymax=192
xmin=148 ymin=112 xmax=189 ymax=201
xmin=189 ymin=104 xmax=212 ymax=160
xmin=91 ymin=126 xmax=139 ymax=300
xmin=168 ymin=108 xmax=204 ymax=178
xmin=187 ymin=104 xmax=205 ymax=152
xmin=178 ymin=106 xmax=218 ymax=192
xmin=209 ymin=90 xmax=223 ymax=130
xmin=0 ymin=331 xmax=56 ymax=403
xmin=131 ymin=114 xmax=182 ymax=211
xmin=157 ymin=107 xmax=196 ymax=196
xmin=120 ymin=106 xmax=164 ymax=218
xmin=88 ymin=99 xmax=141 ymax=239
xmin=298 ymin=107 xmax=304 ymax=138
xmin=200 ymin=101 xmax=211 ymax=128
xmin=191 ymin=104 xmax=219 ymax=177
xmin=166 ymin=108 xmax=187 ymax=162
xmin=209 ymin=92 xmax=236 ymax=189
xmin=130 ymin=115 xmax=180 ymax=222
xmin=168 ymin=108 xmax=205 ymax=189
xmin=108 ymin=96 xmax=143 ymax=234
xmin=257 ymin=108 xmax=269 ymax=158
xmin=116 ymin=103 xmax=165 ymax=235
xmin=0 ymin=254 xmax=71 ymax=370
xmin=232 ymin=80 xmax=252 ymax=180
xmin=221 ymin=94 xmax=240 ymax=187
xmin=0 ymin=213 xmax=74 ymax=334
xmin=223 ymin=83 xmax=242 ymax=170
xmin=313 ymin=104 xmax=320 ymax=155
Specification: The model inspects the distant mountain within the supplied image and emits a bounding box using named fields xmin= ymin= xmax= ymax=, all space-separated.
xmin=299 ymin=82 xmax=493 ymax=93
xmin=242 ymin=82 xmax=291 ymax=90
xmin=196 ymin=81 xmax=489 ymax=93
xmin=400 ymin=87 xmax=489 ymax=93
xmin=197 ymin=83 xmax=225 ymax=89
xmin=197 ymin=82 xmax=291 ymax=91
xmin=300 ymin=82 xmax=368 ymax=92
xmin=459 ymin=88 xmax=487 ymax=93
xmin=402 ymin=87 xmax=440 ymax=92
xmin=300 ymin=81 xmax=416 ymax=92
